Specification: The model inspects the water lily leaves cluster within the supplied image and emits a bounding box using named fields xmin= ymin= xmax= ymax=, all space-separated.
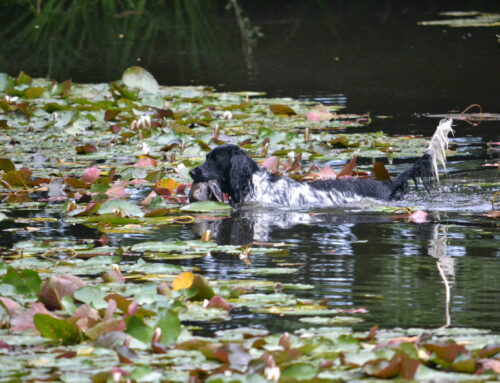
xmin=2 ymin=68 xmax=495 ymax=381
xmin=0 ymin=68 xmax=460 ymax=219
xmin=2 ymin=255 xmax=500 ymax=381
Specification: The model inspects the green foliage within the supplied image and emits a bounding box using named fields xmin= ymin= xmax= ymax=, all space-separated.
xmin=33 ymin=314 xmax=85 ymax=345
xmin=0 ymin=67 xmax=495 ymax=382
xmin=1 ymin=267 xmax=41 ymax=296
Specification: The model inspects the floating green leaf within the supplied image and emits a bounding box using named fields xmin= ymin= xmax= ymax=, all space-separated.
xmin=1 ymin=267 xmax=41 ymax=296
xmin=33 ymin=313 xmax=85 ymax=345
xmin=97 ymin=199 xmax=145 ymax=218
xmin=0 ymin=158 xmax=15 ymax=172
xmin=122 ymin=66 xmax=159 ymax=94
xmin=180 ymin=201 xmax=232 ymax=213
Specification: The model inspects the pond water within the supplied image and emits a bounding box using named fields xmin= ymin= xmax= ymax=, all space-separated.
xmin=1 ymin=1 xmax=499 ymax=335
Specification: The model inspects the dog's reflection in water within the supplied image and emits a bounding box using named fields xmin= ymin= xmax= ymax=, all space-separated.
xmin=191 ymin=206 xmax=393 ymax=245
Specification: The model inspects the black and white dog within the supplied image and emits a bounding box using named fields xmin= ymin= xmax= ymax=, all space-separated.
xmin=189 ymin=119 xmax=454 ymax=207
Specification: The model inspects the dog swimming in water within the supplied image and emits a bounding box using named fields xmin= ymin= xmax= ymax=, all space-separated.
xmin=189 ymin=119 xmax=454 ymax=207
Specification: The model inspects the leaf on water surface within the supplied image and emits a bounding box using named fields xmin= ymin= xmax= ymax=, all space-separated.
xmin=337 ymin=157 xmax=357 ymax=178
xmin=93 ymin=330 xmax=129 ymax=350
xmin=214 ymin=343 xmax=252 ymax=371
xmin=9 ymin=302 xmax=51 ymax=331
xmin=24 ymin=87 xmax=45 ymax=99
xmin=260 ymin=156 xmax=280 ymax=172
xmin=0 ymin=158 xmax=15 ymax=172
xmin=363 ymin=355 xmax=419 ymax=379
xmin=116 ymin=344 xmax=141 ymax=364
xmin=282 ymin=362 xmax=318 ymax=380
xmin=172 ymin=272 xmax=215 ymax=300
xmin=130 ymin=241 xmax=191 ymax=253
xmin=75 ymin=143 xmax=97 ymax=154
xmin=0 ymin=296 xmax=19 ymax=316
xmin=423 ymin=340 xmax=469 ymax=364
xmin=122 ymin=66 xmax=159 ymax=94
xmin=298 ymin=315 xmax=363 ymax=325
xmin=252 ymin=305 xmax=340 ymax=316
xmin=5 ymin=193 xmax=34 ymax=204
xmin=73 ymin=286 xmax=108 ymax=309
xmin=39 ymin=274 xmax=86 ymax=311
xmin=1 ymin=267 xmax=41 ymax=296
xmin=269 ymin=104 xmax=297 ymax=116
xmin=101 ymin=268 xmax=125 ymax=283
xmin=156 ymin=309 xmax=181 ymax=345
xmin=109 ymin=82 xmax=140 ymax=101
xmin=125 ymin=315 xmax=154 ymax=344
xmin=241 ymin=267 xmax=298 ymax=275
xmin=85 ymin=318 xmax=127 ymax=341
xmin=104 ymin=294 xmax=142 ymax=317
xmin=450 ymin=353 xmax=476 ymax=373
xmin=2 ymin=168 xmax=33 ymax=187
xmin=97 ymin=199 xmax=144 ymax=218
xmin=479 ymin=344 xmax=500 ymax=358
xmin=104 ymin=109 xmax=121 ymax=121
xmin=180 ymin=201 xmax=231 ymax=213
xmin=65 ymin=177 xmax=90 ymax=190
xmin=47 ymin=178 xmax=67 ymax=198
xmin=330 ymin=136 xmax=350 ymax=148
xmin=179 ymin=302 xmax=230 ymax=322
xmin=315 ymin=164 xmax=337 ymax=179
xmin=33 ymin=313 xmax=85 ymax=344
xmin=0 ymin=73 xmax=14 ymax=91
xmin=105 ymin=182 xmax=129 ymax=199
xmin=134 ymin=156 xmax=157 ymax=168
xmin=156 ymin=178 xmax=180 ymax=192
xmin=205 ymin=296 xmax=232 ymax=312
xmin=16 ymin=71 xmax=32 ymax=86
xmin=373 ymin=161 xmax=390 ymax=181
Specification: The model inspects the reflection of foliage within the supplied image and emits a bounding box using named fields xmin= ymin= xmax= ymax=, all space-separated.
xmin=0 ymin=0 xmax=257 ymax=81
xmin=226 ymin=0 xmax=263 ymax=70
xmin=226 ymin=0 xmax=263 ymax=47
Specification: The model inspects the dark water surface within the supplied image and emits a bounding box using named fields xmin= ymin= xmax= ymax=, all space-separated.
xmin=1 ymin=1 xmax=499 ymax=333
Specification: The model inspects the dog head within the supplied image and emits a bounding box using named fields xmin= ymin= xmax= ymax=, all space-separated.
xmin=189 ymin=144 xmax=259 ymax=204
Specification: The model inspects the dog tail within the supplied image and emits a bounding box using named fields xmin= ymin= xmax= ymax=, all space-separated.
xmin=389 ymin=118 xmax=454 ymax=199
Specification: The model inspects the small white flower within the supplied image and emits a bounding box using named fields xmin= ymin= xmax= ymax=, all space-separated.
xmin=4 ymin=95 xmax=19 ymax=103
xmin=112 ymin=371 xmax=122 ymax=382
xmin=131 ymin=114 xmax=152 ymax=130
xmin=264 ymin=356 xmax=280 ymax=382
xmin=175 ymin=163 xmax=186 ymax=173
xmin=222 ymin=110 xmax=232 ymax=120
xmin=139 ymin=142 xmax=151 ymax=155
xmin=139 ymin=115 xmax=151 ymax=129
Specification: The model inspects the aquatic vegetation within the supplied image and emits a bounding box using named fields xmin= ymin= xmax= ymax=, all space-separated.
xmin=1 ymin=68 xmax=499 ymax=381
xmin=419 ymin=12 xmax=500 ymax=28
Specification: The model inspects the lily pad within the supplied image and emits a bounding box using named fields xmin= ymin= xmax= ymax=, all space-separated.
xmin=97 ymin=199 xmax=145 ymax=218
xmin=122 ymin=66 xmax=159 ymax=94
xmin=180 ymin=201 xmax=232 ymax=213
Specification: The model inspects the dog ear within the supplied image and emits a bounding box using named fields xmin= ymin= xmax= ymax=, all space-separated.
xmin=228 ymin=151 xmax=257 ymax=203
